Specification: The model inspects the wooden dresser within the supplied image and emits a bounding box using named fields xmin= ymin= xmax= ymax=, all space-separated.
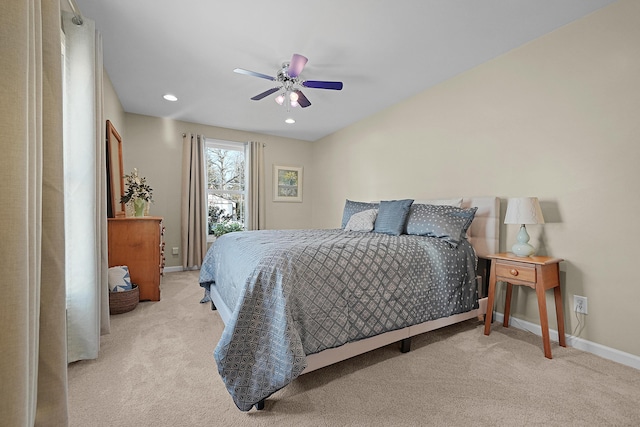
xmin=107 ymin=216 xmax=165 ymax=301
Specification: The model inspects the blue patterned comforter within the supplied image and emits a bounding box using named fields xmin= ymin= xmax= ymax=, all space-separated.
xmin=199 ymin=229 xmax=478 ymax=411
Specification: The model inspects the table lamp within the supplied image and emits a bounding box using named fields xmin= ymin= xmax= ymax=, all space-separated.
xmin=504 ymin=197 xmax=545 ymax=257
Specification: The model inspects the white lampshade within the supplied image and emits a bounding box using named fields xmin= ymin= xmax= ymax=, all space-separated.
xmin=504 ymin=197 xmax=545 ymax=225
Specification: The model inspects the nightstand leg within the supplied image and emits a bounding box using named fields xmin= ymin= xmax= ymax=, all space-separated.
xmin=554 ymin=286 xmax=567 ymax=347
xmin=483 ymin=262 xmax=497 ymax=335
xmin=535 ymin=282 xmax=552 ymax=359
xmin=503 ymin=283 xmax=513 ymax=327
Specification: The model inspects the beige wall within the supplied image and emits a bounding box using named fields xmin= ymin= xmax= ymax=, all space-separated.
xmin=103 ymin=72 xmax=125 ymax=140
xmin=311 ymin=0 xmax=640 ymax=358
xmin=122 ymin=113 xmax=313 ymax=268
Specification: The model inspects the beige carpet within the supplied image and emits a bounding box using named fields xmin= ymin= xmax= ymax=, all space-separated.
xmin=68 ymin=271 xmax=640 ymax=426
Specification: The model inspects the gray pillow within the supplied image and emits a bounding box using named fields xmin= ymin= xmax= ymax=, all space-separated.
xmin=373 ymin=199 xmax=414 ymax=236
xmin=344 ymin=209 xmax=378 ymax=232
xmin=341 ymin=200 xmax=378 ymax=228
xmin=405 ymin=204 xmax=477 ymax=247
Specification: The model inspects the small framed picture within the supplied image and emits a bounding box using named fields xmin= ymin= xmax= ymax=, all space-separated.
xmin=273 ymin=165 xmax=303 ymax=202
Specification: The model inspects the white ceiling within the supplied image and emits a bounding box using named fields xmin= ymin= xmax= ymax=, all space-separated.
xmin=73 ymin=0 xmax=616 ymax=142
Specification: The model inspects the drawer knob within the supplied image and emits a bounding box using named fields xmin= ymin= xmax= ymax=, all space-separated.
xmin=510 ymin=269 xmax=519 ymax=276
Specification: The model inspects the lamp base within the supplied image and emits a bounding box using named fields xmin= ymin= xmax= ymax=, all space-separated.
xmin=511 ymin=242 xmax=535 ymax=257
xmin=511 ymin=224 xmax=535 ymax=257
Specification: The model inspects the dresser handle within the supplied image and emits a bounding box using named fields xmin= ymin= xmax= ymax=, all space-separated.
xmin=510 ymin=269 xmax=519 ymax=276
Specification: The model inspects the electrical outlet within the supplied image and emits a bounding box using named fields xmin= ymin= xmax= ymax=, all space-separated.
xmin=573 ymin=295 xmax=588 ymax=314
xmin=172 ymin=247 xmax=179 ymax=255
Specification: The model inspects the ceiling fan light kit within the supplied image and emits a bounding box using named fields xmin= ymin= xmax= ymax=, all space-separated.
xmin=234 ymin=53 xmax=343 ymax=112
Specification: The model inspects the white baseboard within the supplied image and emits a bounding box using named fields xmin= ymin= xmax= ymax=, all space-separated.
xmin=163 ymin=266 xmax=185 ymax=273
xmin=163 ymin=265 xmax=200 ymax=273
xmin=493 ymin=311 xmax=640 ymax=370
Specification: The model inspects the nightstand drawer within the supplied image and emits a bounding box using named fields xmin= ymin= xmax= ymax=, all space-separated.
xmin=495 ymin=262 xmax=536 ymax=283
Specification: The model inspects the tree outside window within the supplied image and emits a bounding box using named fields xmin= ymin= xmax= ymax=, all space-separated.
xmin=205 ymin=140 xmax=247 ymax=238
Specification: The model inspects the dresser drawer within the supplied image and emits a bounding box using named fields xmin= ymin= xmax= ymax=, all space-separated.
xmin=495 ymin=262 xmax=536 ymax=284
xmin=108 ymin=216 xmax=164 ymax=301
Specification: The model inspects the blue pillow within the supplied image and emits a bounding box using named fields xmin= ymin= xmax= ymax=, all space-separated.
xmin=405 ymin=204 xmax=477 ymax=247
xmin=373 ymin=199 xmax=414 ymax=236
xmin=341 ymin=199 xmax=379 ymax=228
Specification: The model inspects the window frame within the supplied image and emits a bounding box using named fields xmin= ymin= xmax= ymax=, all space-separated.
xmin=204 ymin=138 xmax=248 ymax=242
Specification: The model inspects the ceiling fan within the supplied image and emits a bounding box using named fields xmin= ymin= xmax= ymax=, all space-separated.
xmin=234 ymin=53 xmax=343 ymax=109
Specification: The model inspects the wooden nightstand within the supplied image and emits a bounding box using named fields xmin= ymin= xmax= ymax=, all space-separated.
xmin=483 ymin=252 xmax=566 ymax=359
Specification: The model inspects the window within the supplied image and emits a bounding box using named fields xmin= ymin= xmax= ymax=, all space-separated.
xmin=205 ymin=139 xmax=248 ymax=240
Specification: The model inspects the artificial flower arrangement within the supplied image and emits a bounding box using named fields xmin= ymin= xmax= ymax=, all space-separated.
xmin=121 ymin=168 xmax=153 ymax=216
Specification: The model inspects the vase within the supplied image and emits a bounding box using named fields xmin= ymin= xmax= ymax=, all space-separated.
xmin=133 ymin=198 xmax=146 ymax=217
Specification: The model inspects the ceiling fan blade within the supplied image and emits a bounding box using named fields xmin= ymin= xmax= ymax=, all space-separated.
xmin=288 ymin=54 xmax=308 ymax=78
xmin=251 ymin=87 xmax=281 ymax=100
xmin=293 ymin=90 xmax=311 ymax=108
xmin=302 ymin=80 xmax=343 ymax=90
xmin=234 ymin=68 xmax=276 ymax=81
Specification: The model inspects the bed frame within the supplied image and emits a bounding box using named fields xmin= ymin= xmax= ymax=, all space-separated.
xmin=209 ymin=196 xmax=499 ymax=409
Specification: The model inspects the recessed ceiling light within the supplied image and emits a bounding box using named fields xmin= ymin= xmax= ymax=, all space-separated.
xmin=285 ymin=118 xmax=295 ymax=124
xmin=163 ymin=94 xmax=178 ymax=102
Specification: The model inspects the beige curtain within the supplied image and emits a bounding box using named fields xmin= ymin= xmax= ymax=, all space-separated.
xmin=248 ymin=141 xmax=265 ymax=230
xmin=181 ymin=133 xmax=207 ymax=268
xmin=62 ymin=11 xmax=110 ymax=363
xmin=0 ymin=0 xmax=69 ymax=424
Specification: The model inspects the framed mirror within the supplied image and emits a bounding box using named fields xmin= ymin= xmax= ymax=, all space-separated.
xmin=106 ymin=120 xmax=125 ymax=217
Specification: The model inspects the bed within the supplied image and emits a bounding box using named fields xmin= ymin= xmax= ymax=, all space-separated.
xmin=199 ymin=197 xmax=499 ymax=411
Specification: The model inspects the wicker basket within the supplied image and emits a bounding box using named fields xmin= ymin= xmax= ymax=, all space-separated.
xmin=109 ymin=284 xmax=139 ymax=315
